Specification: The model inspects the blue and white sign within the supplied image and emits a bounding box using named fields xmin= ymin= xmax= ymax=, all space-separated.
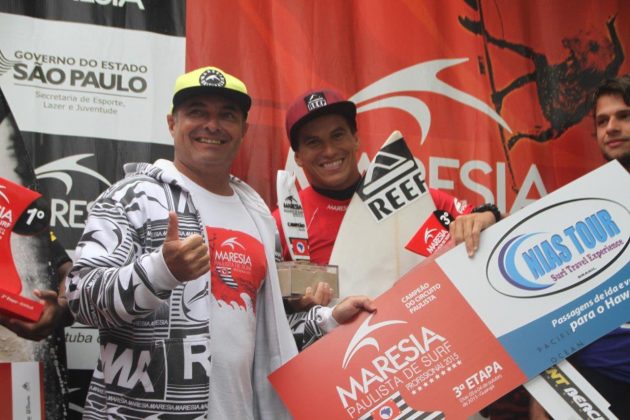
xmin=437 ymin=161 xmax=630 ymax=378
xmin=487 ymin=198 xmax=629 ymax=298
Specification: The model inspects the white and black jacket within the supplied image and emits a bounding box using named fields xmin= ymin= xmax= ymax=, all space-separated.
xmin=67 ymin=161 xmax=297 ymax=419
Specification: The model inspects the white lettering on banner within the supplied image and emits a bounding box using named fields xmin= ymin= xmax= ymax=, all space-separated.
xmin=429 ymin=157 xmax=459 ymax=190
xmin=336 ymin=327 xmax=446 ymax=409
xmin=563 ymin=388 xmax=604 ymax=419
xmin=49 ymin=198 xmax=95 ymax=229
xmin=401 ymin=283 xmax=442 ymax=314
xmin=464 ymin=362 xmax=503 ymax=390
xmin=461 ymin=160 xmax=494 ymax=207
xmin=0 ymin=206 xmax=13 ymax=224
xmin=604 ymin=290 xmax=630 ymax=309
xmin=73 ymin=0 xmax=145 ymax=10
xmin=421 ymin=157 xmax=547 ymax=214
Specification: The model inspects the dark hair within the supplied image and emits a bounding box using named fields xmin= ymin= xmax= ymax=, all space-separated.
xmin=593 ymin=74 xmax=630 ymax=114
xmin=292 ymin=113 xmax=357 ymax=151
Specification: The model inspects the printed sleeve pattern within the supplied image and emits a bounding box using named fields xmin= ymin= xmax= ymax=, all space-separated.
xmin=67 ymin=178 xmax=181 ymax=328
xmin=287 ymin=306 xmax=325 ymax=351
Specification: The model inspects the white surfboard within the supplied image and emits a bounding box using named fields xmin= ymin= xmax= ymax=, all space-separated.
xmin=276 ymin=170 xmax=311 ymax=261
xmin=330 ymin=130 xmax=436 ymax=298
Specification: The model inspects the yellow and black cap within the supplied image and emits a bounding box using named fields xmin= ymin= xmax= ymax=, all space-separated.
xmin=171 ymin=66 xmax=252 ymax=116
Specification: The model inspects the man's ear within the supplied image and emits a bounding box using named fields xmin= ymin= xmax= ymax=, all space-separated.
xmin=166 ymin=113 xmax=176 ymax=135
xmin=353 ymin=133 xmax=360 ymax=150
xmin=294 ymin=149 xmax=304 ymax=167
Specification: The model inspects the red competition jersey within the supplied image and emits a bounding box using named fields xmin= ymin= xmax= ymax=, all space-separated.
xmin=273 ymin=187 xmax=472 ymax=265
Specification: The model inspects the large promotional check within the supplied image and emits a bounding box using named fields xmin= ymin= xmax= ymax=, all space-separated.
xmin=269 ymin=161 xmax=630 ymax=419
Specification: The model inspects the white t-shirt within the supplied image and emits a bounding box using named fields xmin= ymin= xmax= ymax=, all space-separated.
xmin=179 ymin=172 xmax=266 ymax=420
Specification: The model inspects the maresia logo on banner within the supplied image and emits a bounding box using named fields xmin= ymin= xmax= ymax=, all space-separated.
xmin=34 ymin=154 xmax=111 ymax=242
xmin=342 ymin=314 xmax=407 ymax=369
xmin=72 ymin=0 xmax=145 ymax=10
xmin=486 ymin=198 xmax=630 ymax=298
xmin=35 ymin=154 xmax=111 ymax=195
xmin=405 ymin=210 xmax=453 ymax=257
xmin=0 ymin=182 xmax=14 ymax=234
xmin=356 ymin=136 xmax=427 ymax=222
xmin=0 ymin=184 xmax=9 ymax=203
xmin=337 ymin=313 xmax=450 ymax=416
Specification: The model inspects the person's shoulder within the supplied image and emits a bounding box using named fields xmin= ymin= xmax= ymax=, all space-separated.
xmin=428 ymin=187 xmax=450 ymax=201
xmin=104 ymin=172 xmax=159 ymax=195
xmin=95 ymin=166 xmax=166 ymax=206
xmin=230 ymin=176 xmax=270 ymax=212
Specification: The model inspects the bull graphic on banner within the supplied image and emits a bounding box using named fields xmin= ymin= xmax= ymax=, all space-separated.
xmin=460 ymin=0 xmax=624 ymax=150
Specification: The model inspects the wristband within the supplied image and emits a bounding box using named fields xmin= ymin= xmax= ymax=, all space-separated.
xmin=472 ymin=203 xmax=501 ymax=222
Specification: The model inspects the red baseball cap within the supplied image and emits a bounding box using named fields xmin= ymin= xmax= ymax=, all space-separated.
xmin=285 ymin=89 xmax=357 ymax=151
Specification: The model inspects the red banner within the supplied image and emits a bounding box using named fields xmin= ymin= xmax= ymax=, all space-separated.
xmin=186 ymin=0 xmax=629 ymax=213
xmin=269 ymin=261 xmax=527 ymax=419
xmin=0 ymin=177 xmax=42 ymax=294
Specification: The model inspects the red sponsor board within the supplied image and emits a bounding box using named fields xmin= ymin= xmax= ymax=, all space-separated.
xmin=406 ymin=211 xmax=452 ymax=256
xmin=186 ymin=1 xmax=630 ymax=212
xmin=0 ymin=177 xmax=45 ymax=321
xmin=269 ymin=261 xmax=527 ymax=419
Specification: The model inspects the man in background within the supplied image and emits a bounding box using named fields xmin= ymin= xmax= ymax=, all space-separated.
xmin=567 ymin=74 xmax=630 ymax=417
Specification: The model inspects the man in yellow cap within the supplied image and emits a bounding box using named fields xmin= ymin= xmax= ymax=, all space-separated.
xmin=67 ymin=66 xmax=296 ymax=419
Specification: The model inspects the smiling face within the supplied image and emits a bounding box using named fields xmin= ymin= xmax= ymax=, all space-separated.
xmin=167 ymin=94 xmax=248 ymax=191
xmin=595 ymin=93 xmax=630 ymax=170
xmin=294 ymin=113 xmax=361 ymax=190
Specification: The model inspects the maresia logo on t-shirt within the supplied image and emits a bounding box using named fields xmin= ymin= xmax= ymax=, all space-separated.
xmin=207 ymin=227 xmax=267 ymax=311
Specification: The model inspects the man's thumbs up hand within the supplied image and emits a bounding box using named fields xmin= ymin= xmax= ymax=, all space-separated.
xmin=162 ymin=212 xmax=210 ymax=282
